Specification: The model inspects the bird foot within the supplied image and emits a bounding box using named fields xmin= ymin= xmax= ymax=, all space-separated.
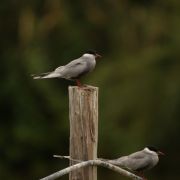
xmin=75 ymin=79 xmax=81 ymax=87
xmin=136 ymin=172 xmax=147 ymax=180
xmin=75 ymin=79 xmax=87 ymax=88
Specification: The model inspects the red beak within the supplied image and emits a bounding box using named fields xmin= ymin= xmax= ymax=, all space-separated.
xmin=95 ymin=53 xmax=102 ymax=59
xmin=158 ymin=151 xmax=165 ymax=156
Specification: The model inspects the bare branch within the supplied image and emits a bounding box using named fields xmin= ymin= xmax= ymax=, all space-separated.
xmin=40 ymin=159 xmax=143 ymax=180
xmin=53 ymin=155 xmax=82 ymax=163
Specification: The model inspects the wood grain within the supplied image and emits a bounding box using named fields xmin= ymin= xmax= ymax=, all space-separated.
xmin=69 ymin=86 xmax=98 ymax=180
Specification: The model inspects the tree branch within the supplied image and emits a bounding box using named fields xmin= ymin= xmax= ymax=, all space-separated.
xmin=40 ymin=159 xmax=143 ymax=180
xmin=53 ymin=155 xmax=82 ymax=163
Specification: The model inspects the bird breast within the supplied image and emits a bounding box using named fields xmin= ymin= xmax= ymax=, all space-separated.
xmin=86 ymin=58 xmax=96 ymax=72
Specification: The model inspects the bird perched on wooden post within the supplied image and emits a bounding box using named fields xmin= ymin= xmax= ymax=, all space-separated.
xmin=99 ymin=146 xmax=164 ymax=180
xmin=31 ymin=50 xmax=101 ymax=87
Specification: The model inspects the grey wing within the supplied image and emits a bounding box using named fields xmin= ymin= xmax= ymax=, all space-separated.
xmin=108 ymin=156 xmax=130 ymax=167
xmin=54 ymin=66 xmax=66 ymax=73
xmin=122 ymin=152 xmax=151 ymax=171
xmin=65 ymin=58 xmax=85 ymax=68
xmin=56 ymin=58 xmax=88 ymax=79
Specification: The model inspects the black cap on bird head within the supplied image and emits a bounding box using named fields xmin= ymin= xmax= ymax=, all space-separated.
xmin=146 ymin=146 xmax=165 ymax=156
xmin=85 ymin=49 xmax=102 ymax=59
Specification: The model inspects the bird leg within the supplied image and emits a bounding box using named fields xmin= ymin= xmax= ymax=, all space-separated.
xmin=136 ymin=172 xmax=147 ymax=180
xmin=75 ymin=79 xmax=82 ymax=87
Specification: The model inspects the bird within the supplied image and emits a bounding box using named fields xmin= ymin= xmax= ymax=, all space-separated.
xmin=99 ymin=146 xmax=164 ymax=180
xmin=31 ymin=50 xmax=101 ymax=87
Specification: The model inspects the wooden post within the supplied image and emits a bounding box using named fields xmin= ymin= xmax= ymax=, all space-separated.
xmin=69 ymin=86 xmax=98 ymax=180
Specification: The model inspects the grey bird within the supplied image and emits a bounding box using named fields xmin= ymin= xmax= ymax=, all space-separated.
xmin=32 ymin=50 xmax=101 ymax=86
xmin=99 ymin=146 xmax=164 ymax=180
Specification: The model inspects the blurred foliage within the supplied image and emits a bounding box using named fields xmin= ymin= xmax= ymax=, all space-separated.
xmin=0 ymin=0 xmax=180 ymax=179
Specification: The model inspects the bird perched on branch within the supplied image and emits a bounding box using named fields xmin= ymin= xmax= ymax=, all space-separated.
xmin=99 ymin=146 xmax=164 ymax=180
xmin=31 ymin=50 xmax=101 ymax=87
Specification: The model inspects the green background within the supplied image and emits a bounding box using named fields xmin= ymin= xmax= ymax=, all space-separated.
xmin=0 ymin=0 xmax=180 ymax=179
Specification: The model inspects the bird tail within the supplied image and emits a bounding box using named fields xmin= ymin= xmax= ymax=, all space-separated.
xmin=32 ymin=66 xmax=65 ymax=79
xmin=31 ymin=72 xmax=60 ymax=79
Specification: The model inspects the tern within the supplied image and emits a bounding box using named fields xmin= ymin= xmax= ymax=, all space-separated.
xmin=99 ymin=146 xmax=164 ymax=180
xmin=32 ymin=50 xmax=101 ymax=86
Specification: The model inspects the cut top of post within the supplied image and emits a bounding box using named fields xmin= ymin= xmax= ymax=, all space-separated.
xmin=68 ymin=85 xmax=98 ymax=91
xmin=68 ymin=85 xmax=98 ymax=180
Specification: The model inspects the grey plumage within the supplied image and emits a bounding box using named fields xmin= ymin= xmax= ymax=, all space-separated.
xmin=99 ymin=147 xmax=164 ymax=173
xmin=32 ymin=50 xmax=101 ymax=86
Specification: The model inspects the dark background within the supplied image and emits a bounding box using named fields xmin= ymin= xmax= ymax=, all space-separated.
xmin=0 ymin=0 xmax=180 ymax=179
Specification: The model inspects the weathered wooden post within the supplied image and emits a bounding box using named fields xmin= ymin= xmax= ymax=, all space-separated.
xmin=69 ymin=85 xmax=98 ymax=180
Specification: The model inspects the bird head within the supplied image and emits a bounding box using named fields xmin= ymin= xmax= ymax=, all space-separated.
xmin=84 ymin=50 xmax=102 ymax=59
xmin=146 ymin=146 xmax=165 ymax=156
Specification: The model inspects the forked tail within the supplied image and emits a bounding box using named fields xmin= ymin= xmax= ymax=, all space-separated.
xmin=31 ymin=72 xmax=59 ymax=79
